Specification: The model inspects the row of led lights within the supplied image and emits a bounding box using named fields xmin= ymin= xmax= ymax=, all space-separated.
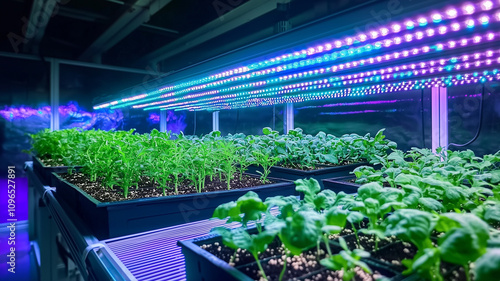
xmin=94 ymin=0 xmax=498 ymax=110
xmin=131 ymin=31 xmax=498 ymax=110
xmin=167 ymin=66 xmax=498 ymax=112
xmin=143 ymin=50 xmax=499 ymax=111
xmin=119 ymin=14 xmax=500 ymax=108
xmin=191 ymin=73 xmax=498 ymax=111
xmin=121 ymin=17 xmax=499 ymax=111
xmin=152 ymin=64 xmax=497 ymax=111
xmin=135 ymin=33 xmax=498 ymax=110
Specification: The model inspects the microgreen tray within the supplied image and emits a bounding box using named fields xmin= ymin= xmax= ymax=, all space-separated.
xmin=51 ymin=173 xmax=296 ymax=239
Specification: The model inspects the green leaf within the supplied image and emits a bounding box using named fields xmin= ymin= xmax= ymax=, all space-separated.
xmin=295 ymin=178 xmax=321 ymax=204
xmin=314 ymin=190 xmax=338 ymax=210
xmin=474 ymin=248 xmax=500 ymax=281
xmin=211 ymin=227 xmax=238 ymax=250
xmin=418 ymin=197 xmax=444 ymax=212
xmin=236 ymin=191 xmax=267 ymax=225
xmin=262 ymin=127 xmax=272 ymax=135
xmin=437 ymin=213 xmax=490 ymax=265
xmin=324 ymin=208 xmax=348 ymax=228
xmin=279 ymin=210 xmax=324 ymax=255
xmin=357 ymin=182 xmax=384 ymax=200
xmin=212 ymin=201 xmax=241 ymax=222
xmin=347 ymin=211 xmax=364 ymax=224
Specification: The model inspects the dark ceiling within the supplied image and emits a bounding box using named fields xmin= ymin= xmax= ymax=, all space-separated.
xmin=1 ymin=0 xmax=371 ymax=72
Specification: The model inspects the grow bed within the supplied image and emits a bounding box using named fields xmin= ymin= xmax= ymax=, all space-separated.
xmin=245 ymin=162 xmax=367 ymax=189
xmin=321 ymin=176 xmax=361 ymax=194
xmin=179 ymin=234 xmax=399 ymax=281
xmin=32 ymin=155 xmax=81 ymax=185
xmin=51 ymin=172 xmax=296 ymax=239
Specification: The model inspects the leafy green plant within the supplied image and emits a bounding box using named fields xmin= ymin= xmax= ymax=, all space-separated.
xmin=473 ymin=248 xmax=500 ymax=281
xmin=320 ymin=237 xmax=372 ymax=281
xmin=252 ymin=150 xmax=279 ymax=183
xmin=351 ymin=182 xmax=406 ymax=250
xmin=435 ymin=213 xmax=490 ymax=281
xmin=384 ymin=209 xmax=441 ymax=280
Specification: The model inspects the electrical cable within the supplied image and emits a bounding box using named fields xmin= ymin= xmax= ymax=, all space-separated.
xmin=447 ymin=85 xmax=484 ymax=148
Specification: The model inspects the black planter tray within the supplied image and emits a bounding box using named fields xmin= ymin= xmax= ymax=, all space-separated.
xmin=322 ymin=176 xmax=361 ymax=194
xmin=178 ymin=233 xmax=404 ymax=281
xmin=245 ymin=162 xmax=368 ymax=189
xmin=51 ymin=173 xmax=296 ymax=240
xmin=32 ymin=155 xmax=81 ymax=186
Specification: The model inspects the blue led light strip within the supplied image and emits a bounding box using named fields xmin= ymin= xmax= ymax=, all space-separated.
xmin=93 ymin=1 xmax=500 ymax=111
xmin=188 ymin=72 xmax=499 ymax=111
xmin=139 ymin=44 xmax=499 ymax=111
xmin=146 ymin=52 xmax=500 ymax=111
xmin=113 ymin=14 xmax=500 ymax=110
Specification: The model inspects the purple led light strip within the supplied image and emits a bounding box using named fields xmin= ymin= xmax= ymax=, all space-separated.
xmin=132 ymin=26 xmax=499 ymax=111
xmin=152 ymin=52 xmax=500 ymax=111
xmin=95 ymin=1 xmax=500 ymax=110
xmin=183 ymin=72 xmax=499 ymax=111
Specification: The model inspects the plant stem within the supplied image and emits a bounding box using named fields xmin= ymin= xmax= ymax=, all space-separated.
xmin=253 ymin=253 xmax=268 ymax=281
xmin=464 ymin=263 xmax=471 ymax=281
xmin=229 ymin=251 xmax=237 ymax=265
xmin=351 ymin=223 xmax=361 ymax=249
xmin=279 ymin=251 xmax=287 ymax=281
xmin=323 ymin=235 xmax=332 ymax=256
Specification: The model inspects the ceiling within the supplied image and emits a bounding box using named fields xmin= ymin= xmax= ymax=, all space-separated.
xmin=1 ymin=0 xmax=372 ymax=72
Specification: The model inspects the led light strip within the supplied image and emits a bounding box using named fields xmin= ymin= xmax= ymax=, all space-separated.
xmin=190 ymin=73 xmax=499 ymax=111
xmin=167 ymin=69 xmax=498 ymax=111
xmin=133 ymin=33 xmax=498 ymax=110
xmin=112 ymin=13 xmax=500 ymax=110
xmin=144 ymin=52 xmax=500 ymax=111
xmin=94 ymin=0 xmax=500 ymax=110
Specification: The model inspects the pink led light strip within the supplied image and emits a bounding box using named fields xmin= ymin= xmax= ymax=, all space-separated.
xmin=148 ymin=51 xmax=500 ymax=111
xmin=95 ymin=1 xmax=500 ymax=110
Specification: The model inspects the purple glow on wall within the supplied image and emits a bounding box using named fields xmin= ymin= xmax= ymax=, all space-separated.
xmin=0 ymin=102 xmax=124 ymax=131
xmin=296 ymin=99 xmax=401 ymax=110
xmin=319 ymin=109 xmax=398 ymax=115
xmin=148 ymin=113 xmax=160 ymax=124
xmin=0 ymin=105 xmax=51 ymax=121
xmin=166 ymin=110 xmax=187 ymax=134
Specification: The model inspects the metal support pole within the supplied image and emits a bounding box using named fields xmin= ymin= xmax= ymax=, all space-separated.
xmin=431 ymin=87 xmax=448 ymax=152
xmin=284 ymin=103 xmax=294 ymax=134
xmin=50 ymin=59 xmax=60 ymax=131
xmin=160 ymin=111 xmax=167 ymax=132
xmin=212 ymin=111 xmax=220 ymax=132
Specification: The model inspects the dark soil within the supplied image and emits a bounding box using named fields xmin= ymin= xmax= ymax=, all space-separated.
xmin=201 ymin=239 xmax=284 ymax=267
xmin=299 ymin=268 xmax=387 ymax=281
xmin=203 ymin=239 xmax=388 ymax=281
xmin=344 ymin=178 xmax=358 ymax=184
xmin=61 ymin=172 xmax=276 ymax=203
xmin=40 ymin=158 xmax=65 ymax=167
xmin=371 ymin=241 xmax=417 ymax=271
xmin=371 ymin=241 xmax=470 ymax=280
xmin=278 ymin=160 xmax=362 ymax=171
xmin=338 ymin=233 xmax=398 ymax=252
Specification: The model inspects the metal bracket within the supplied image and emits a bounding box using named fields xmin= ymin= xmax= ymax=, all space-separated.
xmin=42 ymin=187 xmax=56 ymax=202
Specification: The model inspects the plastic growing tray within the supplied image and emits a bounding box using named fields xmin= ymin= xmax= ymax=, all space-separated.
xmin=32 ymin=156 xmax=81 ymax=186
xmin=51 ymin=173 xmax=296 ymax=240
xmin=245 ymin=162 xmax=367 ymax=189
xmin=178 ymin=234 xmax=406 ymax=281
xmin=321 ymin=176 xmax=361 ymax=194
